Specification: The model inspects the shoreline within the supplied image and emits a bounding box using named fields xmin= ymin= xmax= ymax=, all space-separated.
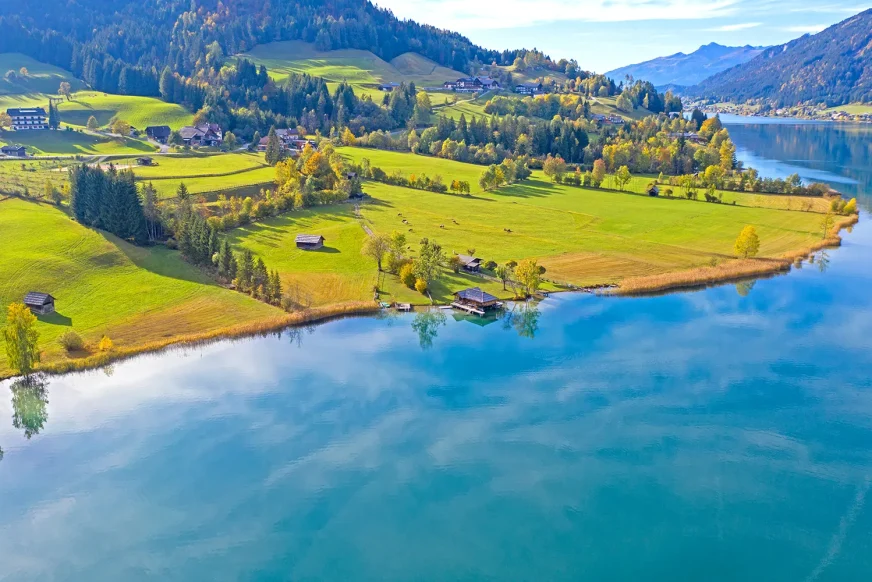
xmin=1 ymin=215 xmax=859 ymax=381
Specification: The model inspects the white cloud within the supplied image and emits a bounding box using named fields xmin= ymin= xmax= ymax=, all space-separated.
xmin=706 ymin=21 xmax=762 ymax=31
xmin=375 ymin=0 xmax=742 ymax=30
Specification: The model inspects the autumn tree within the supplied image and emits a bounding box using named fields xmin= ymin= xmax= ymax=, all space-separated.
xmin=514 ymin=258 xmax=542 ymax=297
xmin=734 ymin=225 xmax=760 ymax=259
xmin=0 ymin=111 xmax=12 ymax=129
xmin=542 ymin=155 xmax=567 ymax=182
xmin=592 ymin=159 xmax=606 ymax=187
xmin=86 ymin=115 xmax=99 ymax=131
xmin=820 ymin=212 xmax=835 ymax=239
xmin=59 ymin=81 xmax=72 ymax=100
xmin=614 ymin=165 xmax=632 ymax=191
xmin=361 ymin=233 xmax=391 ymax=271
xmin=4 ymin=303 xmax=40 ymax=375
xmin=414 ymin=238 xmax=445 ymax=289
xmin=110 ymin=118 xmax=131 ymax=137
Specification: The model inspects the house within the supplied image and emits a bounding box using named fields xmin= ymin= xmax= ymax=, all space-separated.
xmin=442 ymin=81 xmax=458 ymax=91
xmin=591 ymin=114 xmax=607 ymax=122
xmin=456 ymin=254 xmax=483 ymax=272
xmin=257 ymin=128 xmax=307 ymax=153
xmin=179 ymin=123 xmax=223 ymax=147
xmin=453 ymin=287 xmax=501 ymax=313
xmin=451 ymin=76 xmax=500 ymax=93
xmin=295 ymin=234 xmax=325 ymax=250
xmin=136 ymin=156 xmax=154 ymax=166
xmin=647 ymin=184 xmax=660 ymax=197
xmin=606 ymin=115 xmax=624 ymax=124
xmin=514 ymin=82 xmax=542 ymax=95
xmin=1 ymin=145 xmax=26 ymax=157
xmin=6 ymin=107 xmax=47 ymax=130
xmin=23 ymin=292 xmax=55 ymax=315
xmin=145 ymin=125 xmax=171 ymax=143
xmin=378 ymin=82 xmax=399 ymax=92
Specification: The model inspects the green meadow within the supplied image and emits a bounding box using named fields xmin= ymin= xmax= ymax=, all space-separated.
xmin=0 ymin=129 xmax=157 ymax=156
xmin=0 ymin=53 xmax=84 ymax=97
xmin=0 ymin=198 xmax=278 ymax=376
xmin=238 ymin=41 xmax=464 ymax=88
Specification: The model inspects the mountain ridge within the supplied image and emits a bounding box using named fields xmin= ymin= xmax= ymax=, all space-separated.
xmin=691 ymin=9 xmax=872 ymax=106
xmin=605 ymin=43 xmax=766 ymax=87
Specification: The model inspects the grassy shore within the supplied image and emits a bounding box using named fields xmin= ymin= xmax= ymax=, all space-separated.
xmin=1 ymin=147 xmax=856 ymax=378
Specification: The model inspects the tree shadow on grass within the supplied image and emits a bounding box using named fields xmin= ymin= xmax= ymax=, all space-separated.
xmin=38 ymin=312 xmax=72 ymax=327
xmin=496 ymin=179 xmax=557 ymax=199
xmin=309 ymin=246 xmax=340 ymax=254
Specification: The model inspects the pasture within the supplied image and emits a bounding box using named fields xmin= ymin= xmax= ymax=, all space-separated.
xmin=0 ymin=128 xmax=157 ymax=156
xmin=238 ymin=41 xmax=464 ymax=88
xmin=55 ymin=91 xmax=193 ymax=130
xmin=0 ymin=53 xmax=83 ymax=97
xmin=0 ymin=198 xmax=279 ymax=376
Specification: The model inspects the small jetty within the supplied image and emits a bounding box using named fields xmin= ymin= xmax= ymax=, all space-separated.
xmin=396 ymin=303 xmax=412 ymax=312
xmin=451 ymin=302 xmax=485 ymax=316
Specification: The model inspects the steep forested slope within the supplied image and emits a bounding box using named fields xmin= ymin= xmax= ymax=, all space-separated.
xmin=0 ymin=0 xmax=513 ymax=97
xmin=692 ymin=9 xmax=872 ymax=106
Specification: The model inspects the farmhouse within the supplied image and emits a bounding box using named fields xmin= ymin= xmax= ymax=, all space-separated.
xmin=606 ymin=115 xmax=624 ymax=124
xmin=6 ymin=107 xmax=48 ymax=130
xmin=295 ymin=234 xmax=325 ymax=250
xmin=257 ymin=128 xmax=307 ymax=153
xmin=456 ymin=254 xmax=483 ymax=272
xmin=378 ymin=82 xmax=400 ymax=92
xmin=23 ymin=292 xmax=55 ymax=315
xmin=179 ymin=123 xmax=223 ymax=147
xmin=451 ymin=77 xmax=500 ymax=93
xmin=1 ymin=145 xmax=26 ymax=157
xmin=442 ymin=81 xmax=458 ymax=91
xmin=146 ymin=125 xmax=171 ymax=143
xmin=514 ymin=82 xmax=543 ymax=95
xmin=452 ymin=287 xmax=501 ymax=315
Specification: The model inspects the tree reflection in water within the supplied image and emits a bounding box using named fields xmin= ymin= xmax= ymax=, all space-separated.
xmin=736 ymin=280 xmax=756 ymax=297
xmin=411 ymin=309 xmax=446 ymax=350
xmin=504 ymin=301 xmax=541 ymax=339
xmin=10 ymin=375 xmax=49 ymax=440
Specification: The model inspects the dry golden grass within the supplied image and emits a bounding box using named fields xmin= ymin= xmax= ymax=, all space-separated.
xmin=25 ymin=302 xmax=378 ymax=379
xmin=615 ymin=215 xmax=858 ymax=296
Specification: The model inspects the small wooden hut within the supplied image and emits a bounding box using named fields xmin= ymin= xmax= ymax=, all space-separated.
xmin=452 ymin=287 xmax=501 ymax=315
xmin=295 ymin=234 xmax=325 ymax=250
xmin=23 ymin=292 xmax=56 ymax=315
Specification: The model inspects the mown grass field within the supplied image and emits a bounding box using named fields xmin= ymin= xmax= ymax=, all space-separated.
xmin=0 ymin=53 xmax=84 ymax=97
xmin=130 ymin=152 xmax=268 ymax=179
xmin=823 ymin=104 xmax=872 ymax=115
xmin=0 ymin=198 xmax=279 ymax=376
xmin=238 ymin=41 xmax=464 ymax=88
xmin=342 ymin=147 xmax=486 ymax=192
xmin=0 ymin=128 xmax=157 ymax=156
xmin=223 ymin=148 xmax=827 ymax=306
xmin=54 ymin=91 xmax=193 ymax=130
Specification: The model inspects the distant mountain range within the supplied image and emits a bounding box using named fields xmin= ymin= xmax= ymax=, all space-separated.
xmin=692 ymin=9 xmax=872 ymax=106
xmin=605 ymin=43 xmax=766 ymax=88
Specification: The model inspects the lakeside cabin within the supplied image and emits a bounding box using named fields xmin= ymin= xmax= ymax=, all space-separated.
xmin=295 ymin=234 xmax=325 ymax=250
xmin=452 ymin=287 xmax=501 ymax=316
xmin=23 ymin=292 xmax=56 ymax=315
xmin=456 ymin=254 xmax=483 ymax=272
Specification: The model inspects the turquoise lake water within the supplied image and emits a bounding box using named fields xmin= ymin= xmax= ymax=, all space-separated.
xmin=1 ymin=119 xmax=871 ymax=581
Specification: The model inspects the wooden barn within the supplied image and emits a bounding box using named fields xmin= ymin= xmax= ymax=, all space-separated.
xmin=452 ymin=287 xmax=501 ymax=315
xmin=456 ymin=254 xmax=483 ymax=272
xmin=23 ymin=292 xmax=56 ymax=315
xmin=295 ymin=234 xmax=325 ymax=250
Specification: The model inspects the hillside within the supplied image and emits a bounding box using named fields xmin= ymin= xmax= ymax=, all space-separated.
xmin=238 ymin=41 xmax=465 ymax=88
xmin=606 ymin=43 xmax=766 ymax=88
xmin=0 ymin=52 xmax=84 ymax=97
xmin=692 ymin=9 xmax=872 ymax=106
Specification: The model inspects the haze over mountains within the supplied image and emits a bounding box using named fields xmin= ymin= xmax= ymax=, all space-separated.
xmin=691 ymin=8 xmax=872 ymax=106
xmin=605 ymin=43 xmax=767 ymax=88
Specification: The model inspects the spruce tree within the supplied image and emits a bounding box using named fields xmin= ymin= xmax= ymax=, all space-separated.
xmin=237 ymin=250 xmax=254 ymax=292
xmin=264 ymin=126 xmax=281 ymax=165
xmin=253 ymin=257 xmax=268 ymax=296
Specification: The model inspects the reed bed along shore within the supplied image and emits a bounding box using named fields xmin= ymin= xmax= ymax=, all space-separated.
xmin=614 ymin=214 xmax=859 ymax=296
xmin=2 ymin=302 xmax=378 ymax=381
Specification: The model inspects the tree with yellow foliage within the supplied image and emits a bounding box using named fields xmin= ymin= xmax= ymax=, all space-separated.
xmin=734 ymin=225 xmax=760 ymax=259
xmin=4 ymin=303 xmax=40 ymax=375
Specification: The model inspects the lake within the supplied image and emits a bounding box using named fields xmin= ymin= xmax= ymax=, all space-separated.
xmin=1 ymin=119 xmax=871 ymax=581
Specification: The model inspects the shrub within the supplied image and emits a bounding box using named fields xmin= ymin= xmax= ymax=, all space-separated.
xmin=415 ymin=278 xmax=428 ymax=294
xmin=165 ymin=237 xmax=178 ymax=250
xmin=399 ymin=262 xmax=416 ymax=288
xmin=843 ymin=198 xmax=857 ymax=215
xmin=98 ymin=335 xmax=113 ymax=352
xmin=58 ymin=330 xmax=85 ymax=352
xmin=448 ymin=255 xmax=462 ymax=273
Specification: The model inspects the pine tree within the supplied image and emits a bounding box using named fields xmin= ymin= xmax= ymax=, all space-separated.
xmin=264 ymin=126 xmax=281 ymax=165
xmin=48 ymin=102 xmax=60 ymax=130
xmin=237 ymin=249 xmax=254 ymax=292
xmin=219 ymin=240 xmax=235 ymax=279
xmin=177 ymin=182 xmax=190 ymax=201
xmin=253 ymin=257 xmax=268 ymax=297
xmin=270 ymin=270 xmax=283 ymax=304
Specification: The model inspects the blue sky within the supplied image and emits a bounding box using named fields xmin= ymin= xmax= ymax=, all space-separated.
xmin=374 ymin=0 xmax=871 ymax=73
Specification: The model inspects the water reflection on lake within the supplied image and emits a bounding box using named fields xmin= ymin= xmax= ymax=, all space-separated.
xmin=1 ymin=118 xmax=871 ymax=581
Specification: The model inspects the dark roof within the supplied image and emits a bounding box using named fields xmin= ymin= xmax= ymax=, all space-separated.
xmin=146 ymin=125 xmax=171 ymax=138
xmin=24 ymin=292 xmax=54 ymax=306
xmin=295 ymin=234 xmax=325 ymax=244
xmin=455 ymin=287 xmax=499 ymax=304
xmin=7 ymin=107 xmax=46 ymax=116
xmin=1 ymin=144 xmax=25 ymax=152
xmin=456 ymin=254 xmax=482 ymax=266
